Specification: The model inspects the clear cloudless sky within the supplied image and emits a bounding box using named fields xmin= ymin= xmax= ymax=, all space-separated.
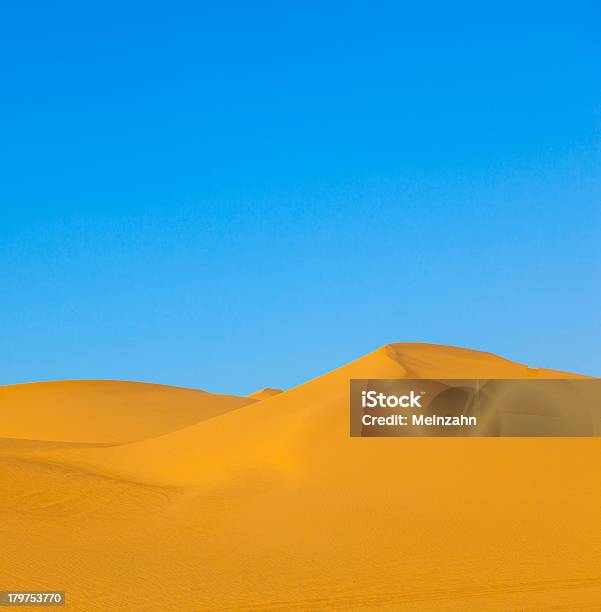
xmin=1 ymin=1 xmax=600 ymax=394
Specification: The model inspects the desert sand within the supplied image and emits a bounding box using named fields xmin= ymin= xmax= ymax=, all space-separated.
xmin=0 ymin=343 xmax=600 ymax=610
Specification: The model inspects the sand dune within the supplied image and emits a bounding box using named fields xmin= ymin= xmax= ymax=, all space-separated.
xmin=247 ymin=387 xmax=284 ymax=400
xmin=0 ymin=380 xmax=254 ymax=443
xmin=39 ymin=343 xmax=589 ymax=486
xmin=1 ymin=343 xmax=599 ymax=610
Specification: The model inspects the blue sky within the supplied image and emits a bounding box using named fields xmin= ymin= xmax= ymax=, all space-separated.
xmin=2 ymin=1 xmax=600 ymax=394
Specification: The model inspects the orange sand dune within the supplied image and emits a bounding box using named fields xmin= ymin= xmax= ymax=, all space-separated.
xmin=0 ymin=380 xmax=254 ymax=443
xmin=41 ymin=343 xmax=590 ymax=486
xmin=0 ymin=343 xmax=599 ymax=611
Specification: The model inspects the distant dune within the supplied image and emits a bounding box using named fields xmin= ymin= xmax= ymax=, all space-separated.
xmin=247 ymin=387 xmax=284 ymax=400
xmin=0 ymin=343 xmax=599 ymax=610
xmin=0 ymin=380 xmax=254 ymax=443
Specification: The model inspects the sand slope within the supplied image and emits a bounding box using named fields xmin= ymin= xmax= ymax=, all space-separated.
xmin=1 ymin=343 xmax=599 ymax=611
